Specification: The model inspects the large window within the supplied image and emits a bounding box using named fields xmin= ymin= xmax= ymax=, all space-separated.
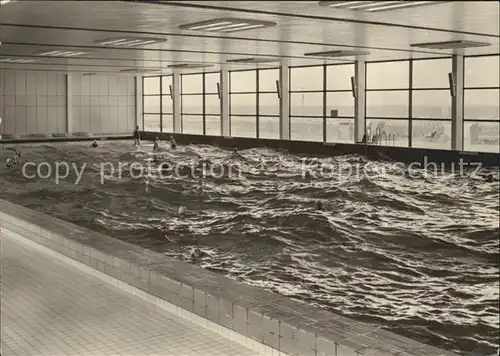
xmin=411 ymin=58 xmax=452 ymax=150
xmin=326 ymin=64 xmax=355 ymax=143
xmin=143 ymin=76 xmax=161 ymax=131
xmin=230 ymin=70 xmax=257 ymax=138
xmin=161 ymin=76 xmax=173 ymax=132
xmin=290 ymin=65 xmax=325 ymax=142
xmin=181 ymin=74 xmax=203 ymax=134
xmin=464 ymin=55 xmax=499 ymax=153
xmin=143 ymin=73 xmax=221 ymax=135
xmin=366 ymin=61 xmax=410 ymax=146
xmin=258 ymin=68 xmax=280 ymax=139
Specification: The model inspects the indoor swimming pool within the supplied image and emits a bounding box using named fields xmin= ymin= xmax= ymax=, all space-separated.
xmin=1 ymin=140 xmax=498 ymax=355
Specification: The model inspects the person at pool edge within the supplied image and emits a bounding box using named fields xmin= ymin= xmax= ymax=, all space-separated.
xmin=133 ymin=125 xmax=141 ymax=147
xmin=153 ymin=137 xmax=160 ymax=150
xmin=90 ymin=140 xmax=98 ymax=148
xmin=170 ymin=135 xmax=176 ymax=149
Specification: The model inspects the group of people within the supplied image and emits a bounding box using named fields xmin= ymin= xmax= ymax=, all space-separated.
xmin=132 ymin=125 xmax=176 ymax=151
xmin=5 ymin=147 xmax=21 ymax=168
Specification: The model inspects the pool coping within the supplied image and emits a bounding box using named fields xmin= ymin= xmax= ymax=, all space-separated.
xmin=0 ymin=199 xmax=457 ymax=356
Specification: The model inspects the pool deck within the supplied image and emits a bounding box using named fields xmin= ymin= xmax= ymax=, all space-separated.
xmin=0 ymin=133 xmax=131 ymax=144
xmin=0 ymin=198 xmax=458 ymax=356
xmin=1 ymin=232 xmax=260 ymax=356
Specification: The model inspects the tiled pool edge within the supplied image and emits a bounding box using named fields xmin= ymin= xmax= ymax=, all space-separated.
xmin=2 ymin=229 xmax=272 ymax=356
xmin=0 ymin=199 xmax=457 ymax=356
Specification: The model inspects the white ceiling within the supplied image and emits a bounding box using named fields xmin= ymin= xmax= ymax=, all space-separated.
xmin=0 ymin=0 xmax=498 ymax=75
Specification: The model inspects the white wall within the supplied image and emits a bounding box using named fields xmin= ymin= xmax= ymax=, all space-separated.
xmin=0 ymin=71 xmax=66 ymax=135
xmin=0 ymin=70 xmax=137 ymax=136
xmin=71 ymin=74 xmax=136 ymax=134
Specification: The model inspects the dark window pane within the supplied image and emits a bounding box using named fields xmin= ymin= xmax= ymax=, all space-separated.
xmin=144 ymin=95 xmax=160 ymax=113
xmin=326 ymin=64 xmax=354 ymax=91
xmin=290 ymin=117 xmax=323 ymax=142
xmin=162 ymin=114 xmax=173 ymax=133
xmin=259 ymin=116 xmax=279 ymax=139
xmin=326 ymin=92 xmax=354 ymax=117
xmin=230 ymin=70 xmax=256 ymax=93
xmin=290 ymin=66 xmax=323 ymax=91
xmin=143 ymin=77 xmax=160 ymax=95
xmin=464 ymin=89 xmax=499 ymax=120
xmin=182 ymin=114 xmax=203 ymax=134
xmin=412 ymin=58 xmax=451 ymax=88
xmin=206 ymin=115 xmax=220 ymax=136
xmin=230 ymin=93 xmax=256 ymax=115
xmin=259 ymin=68 xmax=279 ymax=92
xmin=464 ymin=121 xmax=499 ymax=153
xmin=367 ymin=61 xmax=409 ymax=90
xmin=231 ymin=116 xmax=256 ymax=138
xmin=366 ymin=91 xmax=408 ymax=118
xmin=412 ymin=120 xmax=451 ymax=150
xmin=259 ymin=93 xmax=279 ymax=116
xmin=290 ymin=92 xmax=323 ymax=117
xmin=465 ymin=55 xmax=499 ymax=88
xmin=366 ymin=119 xmax=408 ymax=147
xmin=326 ymin=118 xmax=354 ymax=143
xmin=182 ymin=95 xmax=203 ymax=114
xmin=144 ymin=114 xmax=160 ymax=131
xmin=181 ymin=74 xmax=203 ymax=94
xmin=412 ymin=90 xmax=451 ymax=119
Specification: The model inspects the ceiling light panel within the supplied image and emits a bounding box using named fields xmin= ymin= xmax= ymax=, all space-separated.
xmin=318 ymin=0 xmax=447 ymax=12
xmin=167 ymin=63 xmax=214 ymax=69
xmin=37 ymin=50 xmax=87 ymax=57
xmin=410 ymin=40 xmax=491 ymax=50
xmin=96 ymin=37 xmax=167 ymax=47
xmin=0 ymin=58 xmax=36 ymax=63
xmin=304 ymin=50 xmax=370 ymax=57
xmin=0 ymin=0 xmax=12 ymax=5
xmin=179 ymin=18 xmax=276 ymax=33
xmin=120 ymin=68 xmax=160 ymax=73
xmin=226 ymin=57 xmax=279 ymax=64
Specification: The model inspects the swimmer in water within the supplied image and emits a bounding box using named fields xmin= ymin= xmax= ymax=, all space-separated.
xmin=153 ymin=137 xmax=160 ymax=150
xmin=6 ymin=157 xmax=13 ymax=168
xmin=170 ymin=135 xmax=177 ymax=149
xmin=90 ymin=140 xmax=98 ymax=148
xmin=133 ymin=125 xmax=141 ymax=147
xmin=316 ymin=201 xmax=324 ymax=211
xmin=177 ymin=205 xmax=186 ymax=216
xmin=190 ymin=248 xmax=205 ymax=260
xmin=153 ymin=155 xmax=161 ymax=165
xmin=304 ymin=170 xmax=313 ymax=180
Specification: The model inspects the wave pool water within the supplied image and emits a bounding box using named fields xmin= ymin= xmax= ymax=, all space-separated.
xmin=0 ymin=140 xmax=498 ymax=355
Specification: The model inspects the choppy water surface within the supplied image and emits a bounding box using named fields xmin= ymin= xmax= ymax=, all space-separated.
xmin=1 ymin=141 xmax=498 ymax=355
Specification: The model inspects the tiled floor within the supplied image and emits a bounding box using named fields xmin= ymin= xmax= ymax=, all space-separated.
xmin=0 ymin=234 xmax=260 ymax=356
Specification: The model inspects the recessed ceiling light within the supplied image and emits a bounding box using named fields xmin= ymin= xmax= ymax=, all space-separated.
xmin=318 ymin=0 xmax=446 ymax=12
xmin=96 ymin=37 xmax=167 ymax=47
xmin=179 ymin=18 xmax=276 ymax=33
xmin=304 ymin=50 xmax=370 ymax=57
xmin=226 ymin=57 xmax=279 ymax=64
xmin=120 ymin=68 xmax=161 ymax=73
xmin=37 ymin=50 xmax=87 ymax=57
xmin=410 ymin=40 xmax=491 ymax=50
xmin=0 ymin=58 xmax=36 ymax=63
xmin=0 ymin=0 xmax=12 ymax=5
xmin=167 ymin=63 xmax=214 ymax=69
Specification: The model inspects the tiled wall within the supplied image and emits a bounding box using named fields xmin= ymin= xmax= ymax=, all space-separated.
xmin=0 ymin=71 xmax=67 ymax=135
xmin=71 ymin=74 xmax=136 ymax=134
